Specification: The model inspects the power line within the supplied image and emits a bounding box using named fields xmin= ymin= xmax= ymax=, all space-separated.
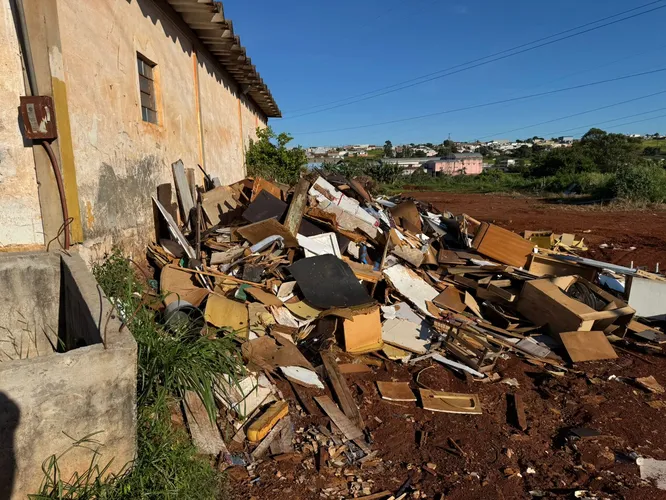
xmin=283 ymin=0 xmax=666 ymax=117
xmin=294 ymin=67 xmax=666 ymax=135
xmin=596 ymin=112 xmax=666 ymax=133
xmin=542 ymin=107 xmax=666 ymax=137
xmin=475 ymin=90 xmax=666 ymax=141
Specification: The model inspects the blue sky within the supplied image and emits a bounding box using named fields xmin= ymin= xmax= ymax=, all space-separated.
xmin=224 ymin=0 xmax=666 ymax=147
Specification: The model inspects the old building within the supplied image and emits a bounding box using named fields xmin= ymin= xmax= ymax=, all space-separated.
xmin=424 ymin=153 xmax=483 ymax=176
xmin=0 ymin=0 xmax=279 ymax=258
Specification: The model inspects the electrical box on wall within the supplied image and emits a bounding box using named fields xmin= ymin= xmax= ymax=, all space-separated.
xmin=19 ymin=95 xmax=57 ymax=140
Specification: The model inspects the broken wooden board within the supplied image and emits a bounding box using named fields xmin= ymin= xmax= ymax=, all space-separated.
xmin=172 ymin=160 xmax=194 ymax=228
xmin=284 ymin=178 xmax=310 ymax=236
xmin=251 ymin=416 xmax=290 ymax=460
xmin=236 ymin=218 xmax=299 ymax=248
xmin=201 ymin=186 xmax=240 ymax=224
xmin=433 ymin=287 xmax=466 ymax=313
xmin=438 ymin=249 xmax=466 ymax=265
xmin=383 ymin=264 xmax=439 ymax=316
xmin=343 ymin=307 xmax=383 ymax=354
xmin=559 ymin=331 xmax=618 ymax=362
xmin=338 ymin=363 xmax=373 ymax=374
xmin=472 ymin=222 xmax=534 ymax=268
xmin=309 ymin=177 xmax=379 ymax=238
xmin=392 ymin=245 xmax=425 ymax=267
xmin=382 ymin=318 xmax=429 ymax=354
xmin=314 ymin=395 xmax=364 ymax=442
xmin=160 ymin=264 xmax=209 ymax=307
xmin=204 ymin=294 xmax=249 ymax=338
xmin=251 ymin=177 xmax=284 ymax=202
xmin=321 ymin=352 xmax=365 ymax=429
xmin=527 ymin=253 xmax=596 ymax=281
xmin=390 ymin=201 xmax=422 ymax=233
xmin=464 ymin=291 xmax=483 ymax=319
xmin=376 ymin=381 xmax=416 ymax=402
xmin=419 ymin=389 xmax=482 ymax=414
xmin=183 ymin=391 xmax=227 ymax=455
xmin=508 ymin=393 xmax=527 ymax=431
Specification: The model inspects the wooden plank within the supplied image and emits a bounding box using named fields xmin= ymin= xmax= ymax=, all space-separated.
xmin=508 ymin=393 xmax=527 ymax=431
xmin=172 ymin=160 xmax=195 ymax=228
xmin=321 ymin=352 xmax=365 ymax=429
xmin=247 ymin=400 xmax=289 ymax=442
xmin=527 ymin=254 xmax=596 ymax=281
xmin=338 ymin=363 xmax=373 ymax=374
xmin=284 ymin=178 xmax=310 ymax=236
xmin=251 ymin=416 xmax=290 ymax=459
xmin=487 ymin=284 xmax=516 ymax=302
xmin=251 ymin=177 xmax=283 ymax=202
xmin=472 ymin=222 xmax=534 ymax=268
xmin=183 ymin=391 xmax=227 ymax=455
xmin=314 ymin=395 xmax=364 ymax=442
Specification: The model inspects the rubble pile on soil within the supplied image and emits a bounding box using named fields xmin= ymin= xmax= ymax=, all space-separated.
xmin=144 ymin=164 xmax=666 ymax=499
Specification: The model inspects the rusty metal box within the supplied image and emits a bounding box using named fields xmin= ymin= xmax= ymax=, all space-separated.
xmin=19 ymin=95 xmax=57 ymax=140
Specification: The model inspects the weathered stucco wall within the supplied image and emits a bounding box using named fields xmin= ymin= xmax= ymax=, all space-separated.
xmin=0 ymin=2 xmax=44 ymax=248
xmin=55 ymin=0 xmax=268 ymax=259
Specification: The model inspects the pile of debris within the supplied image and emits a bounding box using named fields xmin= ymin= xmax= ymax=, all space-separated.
xmin=145 ymin=161 xmax=666 ymax=499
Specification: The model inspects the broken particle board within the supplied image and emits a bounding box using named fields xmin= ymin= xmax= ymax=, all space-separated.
xmin=382 ymin=318 xmax=430 ymax=354
xmin=559 ymin=331 xmax=618 ymax=362
xmin=251 ymin=177 xmax=284 ymax=202
xmin=246 ymin=286 xmax=283 ymax=307
xmin=419 ymin=389 xmax=482 ymax=415
xmin=242 ymin=190 xmax=288 ymax=223
xmin=383 ymin=264 xmax=439 ymax=316
xmin=472 ymin=222 xmax=534 ymax=268
xmin=433 ymin=287 xmax=466 ymax=313
xmin=236 ymin=218 xmax=299 ymax=248
xmin=343 ymin=307 xmax=383 ymax=354
xmin=377 ymin=381 xmax=416 ymax=402
xmin=172 ymin=160 xmax=195 ymax=228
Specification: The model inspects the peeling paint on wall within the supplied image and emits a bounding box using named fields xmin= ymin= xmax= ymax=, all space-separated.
xmin=0 ymin=1 xmax=44 ymax=247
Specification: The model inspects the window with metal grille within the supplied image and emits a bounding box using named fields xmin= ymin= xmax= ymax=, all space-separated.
xmin=137 ymin=55 xmax=158 ymax=124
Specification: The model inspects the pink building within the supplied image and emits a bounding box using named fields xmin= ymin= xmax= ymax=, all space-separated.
xmin=424 ymin=153 xmax=483 ymax=175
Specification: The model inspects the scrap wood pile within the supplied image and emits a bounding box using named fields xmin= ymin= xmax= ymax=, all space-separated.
xmin=146 ymin=160 xmax=666 ymax=499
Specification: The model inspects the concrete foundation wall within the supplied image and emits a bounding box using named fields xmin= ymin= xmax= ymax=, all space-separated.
xmin=0 ymin=252 xmax=60 ymax=360
xmin=0 ymin=2 xmax=44 ymax=248
xmin=0 ymin=251 xmax=137 ymax=500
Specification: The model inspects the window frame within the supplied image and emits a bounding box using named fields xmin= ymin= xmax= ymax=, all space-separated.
xmin=137 ymin=54 xmax=158 ymax=125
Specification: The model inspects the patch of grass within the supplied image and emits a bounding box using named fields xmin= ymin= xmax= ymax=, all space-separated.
xmin=31 ymin=251 xmax=242 ymax=499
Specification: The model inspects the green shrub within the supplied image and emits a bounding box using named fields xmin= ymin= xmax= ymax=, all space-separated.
xmin=611 ymin=161 xmax=666 ymax=202
xmin=246 ymin=127 xmax=307 ymax=184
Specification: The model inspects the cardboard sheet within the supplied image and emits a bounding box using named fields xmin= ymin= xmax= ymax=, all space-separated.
xmin=204 ymin=294 xmax=249 ymax=338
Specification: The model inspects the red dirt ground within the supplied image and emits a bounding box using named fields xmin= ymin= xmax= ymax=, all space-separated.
xmin=228 ymin=192 xmax=666 ymax=500
xmin=410 ymin=192 xmax=666 ymax=271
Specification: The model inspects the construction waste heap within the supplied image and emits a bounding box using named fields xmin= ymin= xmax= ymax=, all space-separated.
xmin=142 ymin=161 xmax=666 ymax=499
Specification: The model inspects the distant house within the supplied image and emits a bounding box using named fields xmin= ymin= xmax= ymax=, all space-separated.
xmin=558 ymin=136 xmax=574 ymax=144
xmin=423 ymin=153 xmax=483 ymax=176
xmin=382 ymin=157 xmax=431 ymax=175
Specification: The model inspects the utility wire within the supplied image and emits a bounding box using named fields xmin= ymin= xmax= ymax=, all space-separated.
xmin=294 ymin=68 xmax=666 ymax=135
xmin=475 ymin=90 xmax=666 ymax=141
xmin=542 ymin=107 xmax=666 ymax=137
xmin=284 ymin=0 xmax=666 ymax=117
